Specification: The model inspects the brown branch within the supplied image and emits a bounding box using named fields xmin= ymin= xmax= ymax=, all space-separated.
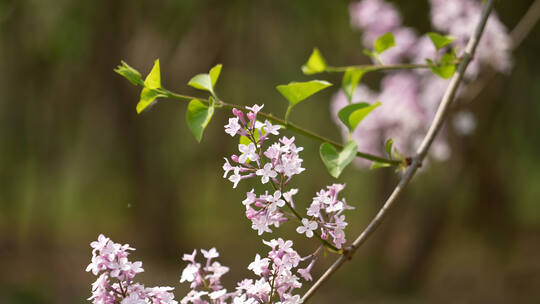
xmin=301 ymin=0 xmax=497 ymax=301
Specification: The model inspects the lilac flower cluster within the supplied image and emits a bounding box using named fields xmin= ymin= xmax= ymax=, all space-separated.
xmin=86 ymin=234 xmax=178 ymax=304
xmin=180 ymin=239 xmax=311 ymax=304
xmin=300 ymin=184 xmax=354 ymax=249
xmin=335 ymin=0 xmax=512 ymax=164
xmin=222 ymin=105 xmax=353 ymax=250
xmin=223 ymin=104 xmax=304 ymax=189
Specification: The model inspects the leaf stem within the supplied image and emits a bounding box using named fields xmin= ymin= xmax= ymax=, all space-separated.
xmin=325 ymin=63 xmax=432 ymax=73
xmin=161 ymin=90 xmax=400 ymax=165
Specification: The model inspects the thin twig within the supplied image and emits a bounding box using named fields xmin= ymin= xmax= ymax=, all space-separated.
xmin=325 ymin=63 xmax=432 ymax=73
xmin=161 ymin=89 xmax=401 ymax=165
xmin=457 ymin=0 xmax=540 ymax=104
xmin=301 ymin=0 xmax=496 ymax=301
xmin=510 ymin=0 xmax=540 ymax=48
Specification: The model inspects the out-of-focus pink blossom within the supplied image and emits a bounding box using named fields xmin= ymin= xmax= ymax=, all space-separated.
xmin=337 ymin=0 xmax=512 ymax=165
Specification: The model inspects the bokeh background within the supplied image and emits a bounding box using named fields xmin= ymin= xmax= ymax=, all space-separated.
xmin=1 ymin=0 xmax=539 ymax=303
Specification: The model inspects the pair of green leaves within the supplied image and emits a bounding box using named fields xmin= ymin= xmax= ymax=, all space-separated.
xmin=364 ymin=32 xmax=396 ymax=63
xmin=115 ymin=60 xmax=220 ymax=143
xmin=184 ymin=64 xmax=224 ymax=142
xmin=302 ymin=48 xmax=365 ymax=104
xmin=319 ymin=101 xmax=381 ymax=178
xmin=370 ymin=139 xmax=396 ymax=169
xmin=188 ymin=64 xmax=222 ymax=97
xmin=426 ymin=32 xmax=457 ymax=79
xmin=115 ymin=59 xmax=167 ymax=114
xmin=301 ymin=32 xmax=395 ymax=75
xmin=185 ymin=64 xmax=225 ymax=142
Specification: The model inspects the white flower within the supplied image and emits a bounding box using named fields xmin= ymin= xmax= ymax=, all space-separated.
xmin=180 ymin=263 xmax=200 ymax=283
xmin=238 ymin=143 xmax=259 ymax=163
xmin=264 ymin=191 xmax=285 ymax=212
xmin=256 ymin=163 xmax=277 ymax=184
xmin=209 ymin=289 xmax=227 ymax=300
xmin=263 ymin=120 xmax=280 ymax=135
xmin=201 ymin=247 xmax=219 ymax=259
xmin=296 ymin=219 xmax=318 ymax=238
xmin=246 ymin=104 xmax=264 ymax=114
xmin=247 ymin=254 xmax=269 ymax=276
xmin=228 ymin=168 xmax=242 ymax=188
xmin=224 ymin=117 xmax=241 ymax=137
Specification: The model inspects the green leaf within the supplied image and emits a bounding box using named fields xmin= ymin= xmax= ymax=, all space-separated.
xmin=277 ymin=80 xmax=332 ymax=121
xmin=188 ymin=74 xmax=213 ymax=93
xmin=301 ymin=48 xmax=327 ymax=75
xmin=137 ymin=88 xmax=166 ymax=114
xmin=114 ymin=61 xmax=143 ymax=86
xmin=430 ymin=53 xmax=456 ymax=79
xmin=276 ymin=80 xmax=332 ymax=107
xmin=188 ymin=64 xmax=223 ymax=94
xmin=337 ymin=102 xmax=381 ymax=132
xmin=370 ymin=161 xmax=392 ymax=170
xmin=363 ymin=49 xmax=376 ymax=58
xmin=209 ymin=64 xmax=222 ymax=88
xmin=374 ymin=33 xmax=395 ymax=54
xmin=136 ymin=60 xmax=166 ymax=114
xmin=144 ymin=59 xmax=162 ymax=89
xmin=384 ymin=138 xmax=394 ymax=159
xmin=427 ymin=32 xmax=456 ymax=50
xmin=186 ymin=98 xmax=215 ymax=142
xmin=320 ymin=141 xmax=358 ymax=178
xmin=342 ymin=68 xmax=365 ymax=103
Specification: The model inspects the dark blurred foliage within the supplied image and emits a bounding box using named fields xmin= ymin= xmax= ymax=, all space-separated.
xmin=1 ymin=0 xmax=539 ymax=303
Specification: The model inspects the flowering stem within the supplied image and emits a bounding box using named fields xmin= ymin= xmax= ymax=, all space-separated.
xmin=268 ymin=269 xmax=277 ymax=304
xmin=161 ymin=89 xmax=401 ymax=166
xmin=283 ymin=200 xmax=339 ymax=252
xmin=266 ymin=173 xmax=340 ymax=252
xmin=301 ymin=0 xmax=497 ymax=302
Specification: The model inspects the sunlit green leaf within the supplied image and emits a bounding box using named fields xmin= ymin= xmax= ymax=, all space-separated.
xmin=137 ymin=88 xmax=166 ymax=114
xmin=209 ymin=64 xmax=222 ymax=88
xmin=276 ymin=80 xmax=332 ymax=107
xmin=363 ymin=49 xmax=376 ymax=58
xmin=384 ymin=138 xmax=394 ymax=159
xmin=338 ymin=102 xmax=381 ymax=132
xmin=277 ymin=80 xmax=332 ymax=121
xmin=342 ymin=68 xmax=365 ymax=103
xmin=427 ymin=32 xmax=456 ymax=50
xmin=374 ymin=33 xmax=395 ymax=54
xmin=144 ymin=59 xmax=161 ymax=89
xmin=114 ymin=61 xmax=143 ymax=86
xmin=320 ymin=140 xmax=358 ymax=178
xmin=429 ymin=53 xmax=456 ymax=79
xmin=188 ymin=74 xmax=213 ymax=93
xmin=186 ymin=98 xmax=215 ymax=142
xmin=136 ymin=60 xmax=166 ymax=114
xmin=370 ymin=161 xmax=392 ymax=170
xmin=301 ymin=48 xmax=327 ymax=75
xmin=188 ymin=64 xmax=223 ymax=94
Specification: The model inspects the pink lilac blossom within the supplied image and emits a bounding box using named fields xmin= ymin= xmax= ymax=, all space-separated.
xmin=336 ymin=0 xmax=512 ymax=165
xmin=222 ymin=105 xmax=304 ymax=190
xmin=86 ymin=234 xmax=178 ymax=304
xmin=222 ymin=106 xmax=354 ymax=243
xmin=180 ymin=239 xmax=309 ymax=304
xmin=302 ymin=184 xmax=354 ymax=249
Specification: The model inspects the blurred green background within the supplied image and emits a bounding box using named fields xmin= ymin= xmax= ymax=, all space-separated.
xmin=1 ymin=0 xmax=539 ymax=303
